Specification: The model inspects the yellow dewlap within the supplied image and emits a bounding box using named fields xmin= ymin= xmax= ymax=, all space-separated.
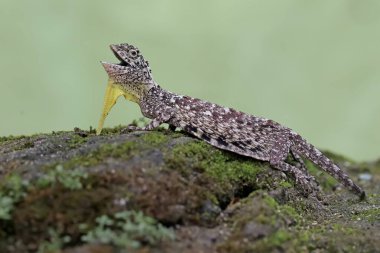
xmin=96 ymin=80 xmax=137 ymax=135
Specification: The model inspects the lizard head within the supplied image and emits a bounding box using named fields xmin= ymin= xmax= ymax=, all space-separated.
xmin=102 ymin=43 xmax=156 ymax=98
xmin=97 ymin=43 xmax=156 ymax=135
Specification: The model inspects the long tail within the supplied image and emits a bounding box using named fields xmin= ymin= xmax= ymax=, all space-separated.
xmin=292 ymin=135 xmax=365 ymax=199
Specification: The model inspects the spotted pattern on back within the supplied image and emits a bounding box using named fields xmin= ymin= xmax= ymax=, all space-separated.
xmin=141 ymin=87 xmax=293 ymax=161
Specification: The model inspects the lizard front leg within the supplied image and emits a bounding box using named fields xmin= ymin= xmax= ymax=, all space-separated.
xmin=124 ymin=108 xmax=176 ymax=132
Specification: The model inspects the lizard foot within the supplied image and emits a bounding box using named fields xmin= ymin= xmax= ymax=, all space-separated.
xmin=294 ymin=173 xmax=320 ymax=197
xmin=168 ymin=124 xmax=177 ymax=132
xmin=121 ymin=125 xmax=144 ymax=133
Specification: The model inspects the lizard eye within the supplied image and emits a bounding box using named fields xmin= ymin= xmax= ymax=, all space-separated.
xmin=129 ymin=50 xmax=138 ymax=58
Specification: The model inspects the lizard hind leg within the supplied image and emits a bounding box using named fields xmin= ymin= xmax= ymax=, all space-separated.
xmin=269 ymin=142 xmax=319 ymax=196
xmin=290 ymin=148 xmax=306 ymax=170
xmin=290 ymin=147 xmax=318 ymax=185
xmin=270 ymin=160 xmax=319 ymax=196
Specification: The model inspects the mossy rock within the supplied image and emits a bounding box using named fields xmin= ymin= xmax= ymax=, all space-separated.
xmin=0 ymin=126 xmax=379 ymax=253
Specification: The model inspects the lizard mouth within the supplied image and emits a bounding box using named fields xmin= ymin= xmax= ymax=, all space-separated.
xmin=110 ymin=44 xmax=131 ymax=67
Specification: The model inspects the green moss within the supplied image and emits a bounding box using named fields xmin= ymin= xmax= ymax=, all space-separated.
xmin=331 ymin=224 xmax=356 ymax=234
xmin=57 ymin=131 xmax=178 ymax=171
xmin=366 ymin=193 xmax=380 ymax=204
xmin=1 ymin=126 xmax=378 ymax=252
xmin=262 ymin=194 xmax=278 ymax=209
xmin=166 ymin=140 xmax=263 ymax=186
xmin=218 ymin=192 xmax=305 ymax=253
xmin=141 ymin=131 xmax=169 ymax=146
xmin=0 ymin=174 xmax=28 ymax=220
xmin=0 ymin=195 xmax=14 ymax=220
xmin=353 ymin=208 xmax=380 ymax=222
xmin=280 ymin=204 xmax=299 ymax=220
xmin=14 ymin=140 xmax=35 ymax=151
xmin=0 ymin=135 xmax=28 ymax=144
xmin=51 ymin=140 xmax=138 ymax=170
xmin=260 ymin=193 xmax=300 ymax=224
xmin=278 ymin=180 xmax=293 ymax=188
xmin=248 ymin=227 xmax=309 ymax=252
xmin=36 ymin=165 xmax=88 ymax=190
xmin=0 ymin=134 xmax=42 ymax=152
xmin=97 ymin=141 xmax=138 ymax=159
xmin=82 ymin=211 xmax=174 ymax=249
xmin=291 ymin=223 xmax=362 ymax=252
xmin=204 ymin=191 xmax=219 ymax=206
xmin=37 ymin=229 xmax=71 ymax=253
xmin=8 ymin=177 xmax=119 ymax=248
xmin=67 ymin=134 xmax=87 ymax=149
xmin=267 ymin=229 xmax=292 ymax=247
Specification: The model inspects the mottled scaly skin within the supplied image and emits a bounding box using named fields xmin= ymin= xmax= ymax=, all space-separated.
xmin=100 ymin=43 xmax=365 ymax=199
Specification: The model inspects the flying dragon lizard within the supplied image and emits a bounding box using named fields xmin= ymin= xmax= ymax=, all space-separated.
xmin=96 ymin=43 xmax=365 ymax=199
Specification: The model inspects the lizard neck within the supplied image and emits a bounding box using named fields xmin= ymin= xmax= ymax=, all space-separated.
xmin=139 ymin=85 xmax=175 ymax=119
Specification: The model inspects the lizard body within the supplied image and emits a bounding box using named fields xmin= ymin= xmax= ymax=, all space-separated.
xmin=97 ymin=43 xmax=365 ymax=199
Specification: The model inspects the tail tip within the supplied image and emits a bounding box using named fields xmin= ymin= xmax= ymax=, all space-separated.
xmin=359 ymin=190 xmax=366 ymax=201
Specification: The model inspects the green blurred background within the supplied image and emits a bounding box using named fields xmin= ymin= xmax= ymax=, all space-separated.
xmin=0 ymin=0 xmax=379 ymax=161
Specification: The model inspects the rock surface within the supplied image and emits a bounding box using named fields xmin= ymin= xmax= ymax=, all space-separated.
xmin=0 ymin=126 xmax=379 ymax=253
